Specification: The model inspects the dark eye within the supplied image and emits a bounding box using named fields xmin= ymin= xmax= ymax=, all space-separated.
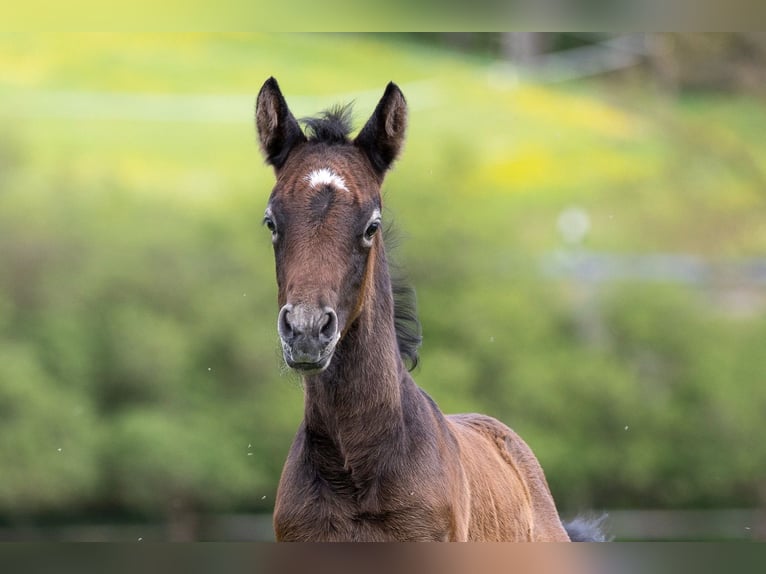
xmin=263 ymin=216 xmax=277 ymax=236
xmin=364 ymin=221 xmax=380 ymax=240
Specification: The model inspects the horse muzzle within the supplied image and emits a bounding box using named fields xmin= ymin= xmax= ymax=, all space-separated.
xmin=277 ymin=303 xmax=339 ymax=373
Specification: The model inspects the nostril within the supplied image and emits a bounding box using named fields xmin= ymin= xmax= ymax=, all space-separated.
xmin=278 ymin=305 xmax=294 ymax=341
xmin=319 ymin=308 xmax=338 ymax=342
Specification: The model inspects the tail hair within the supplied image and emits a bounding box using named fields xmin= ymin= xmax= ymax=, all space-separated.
xmin=564 ymin=514 xmax=610 ymax=542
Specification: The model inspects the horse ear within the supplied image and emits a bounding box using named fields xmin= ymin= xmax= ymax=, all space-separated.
xmin=354 ymin=82 xmax=407 ymax=175
xmin=255 ymin=77 xmax=307 ymax=170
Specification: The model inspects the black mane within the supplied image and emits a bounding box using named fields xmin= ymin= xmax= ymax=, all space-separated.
xmin=385 ymin=225 xmax=422 ymax=370
xmin=392 ymin=276 xmax=421 ymax=371
xmin=301 ymin=104 xmax=354 ymax=145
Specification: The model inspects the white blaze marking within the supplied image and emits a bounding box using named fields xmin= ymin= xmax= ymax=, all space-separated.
xmin=306 ymin=168 xmax=348 ymax=192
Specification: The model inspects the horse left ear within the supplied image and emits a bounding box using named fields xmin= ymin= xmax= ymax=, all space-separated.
xmin=354 ymin=82 xmax=407 ymax=176
xmin=255 ymin=77 xmax=307 ymax=170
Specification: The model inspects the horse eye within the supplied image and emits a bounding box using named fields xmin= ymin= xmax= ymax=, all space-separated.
xmin=364 ymin=221 xmax=380 ymax=239
xmin=263 ymin=216 xmax=277 ymax=234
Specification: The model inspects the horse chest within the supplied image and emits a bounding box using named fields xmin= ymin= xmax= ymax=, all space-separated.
xmin=274 ymin=467 xmax=454 ymax=541
xmin=274 ymin=498 xmax=453 ymax=542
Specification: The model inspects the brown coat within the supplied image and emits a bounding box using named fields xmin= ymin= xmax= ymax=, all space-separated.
xmin=256 ymin=77 xmax=572 ymax=542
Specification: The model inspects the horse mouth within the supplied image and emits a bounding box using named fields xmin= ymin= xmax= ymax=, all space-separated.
xmin=280 ymin=332 xmax=338 ymax=375
xmin=285 ymin=359 xmax=330 ymax=374
xmin=283 ymin=351 xmax=334 ymax=374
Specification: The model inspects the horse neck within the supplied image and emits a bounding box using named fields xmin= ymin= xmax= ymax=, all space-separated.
xmin=303 ymin=243 xmax=407 ymax=460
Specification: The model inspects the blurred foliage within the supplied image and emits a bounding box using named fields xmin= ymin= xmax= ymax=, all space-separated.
xmin=649 ymin=33 xmax=766 ymax=95
xmin=0 ymin=34 xmax=765 ymax=529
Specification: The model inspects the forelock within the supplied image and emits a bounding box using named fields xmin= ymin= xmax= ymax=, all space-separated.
xmin=301 ymin=104 xmax=354 ymax=145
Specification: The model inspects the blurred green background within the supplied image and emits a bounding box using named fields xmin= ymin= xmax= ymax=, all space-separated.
xmin=1 ymin=33 xmax=765 ymax=541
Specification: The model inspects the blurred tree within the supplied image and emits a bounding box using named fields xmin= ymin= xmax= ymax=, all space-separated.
xmin=500 ymin=33 xmax=551 ymax=64
xmin=649 ymin=33 xmax=766 ymax=94
xmin=0 ymin=342 xmax=100 ymax=515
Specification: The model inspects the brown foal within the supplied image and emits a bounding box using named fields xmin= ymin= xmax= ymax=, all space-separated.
xmin=255 ymin=77 xmax=576 ymax=541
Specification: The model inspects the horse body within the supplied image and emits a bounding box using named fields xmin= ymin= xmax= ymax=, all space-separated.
xmin=255 ymin=78 xmax=572 ymax=542
xmin=272 ymin=366 xmax=570 ymax=541
xmin=448 ymin=414 xmax=570 ymax=541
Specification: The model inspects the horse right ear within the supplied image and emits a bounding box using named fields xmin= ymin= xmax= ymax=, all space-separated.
xmin=354 ymin=82 xmax=408 ymax=176
xmin=255 ymin=77 xmax=307 ymax=170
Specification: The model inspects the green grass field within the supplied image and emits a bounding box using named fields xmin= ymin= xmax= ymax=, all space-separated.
xmin=2 ymin=33 xmax=765 ymax=258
